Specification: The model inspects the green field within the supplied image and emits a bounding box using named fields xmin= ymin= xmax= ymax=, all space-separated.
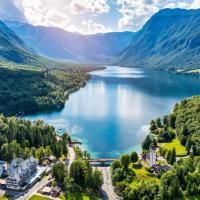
xmin=60 ymin=192 xmax=100 ymax=200
xmin=129 ymin=166 xmax=160 ymax=189
xmin=162 ymin=138 xmax=187 ymax=157
xmin=29 ymin=195 xmax=53 ymax=200
xmin=0 ymin=197 xmax=9 ymax=200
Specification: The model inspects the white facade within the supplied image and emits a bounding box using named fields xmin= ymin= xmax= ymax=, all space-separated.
xmin=6 ymin=156 xmax=37 ymax=190
xmin=148 ymin=147 xmax=156 ymax=167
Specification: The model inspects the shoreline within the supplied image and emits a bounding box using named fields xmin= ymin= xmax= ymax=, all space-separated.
xmin=21 ymin=66 xmax=106 ymax=118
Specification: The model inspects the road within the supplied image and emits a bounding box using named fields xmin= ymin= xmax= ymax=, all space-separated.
xmin=98 ymin=167 xmax=122 ymax=200
xmin=68 ymin=146 xmax=75 ymax=168
xmin=16 ymin=174 xmax=51 ymax=200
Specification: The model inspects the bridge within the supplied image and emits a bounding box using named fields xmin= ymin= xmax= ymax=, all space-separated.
xmin=89 ymin=158 xmax=117 ymax=166
xmin=69 ymin=140 xmax=82 ymax=145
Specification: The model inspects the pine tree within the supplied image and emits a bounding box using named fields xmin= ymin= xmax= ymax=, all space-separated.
xmin=169 ymin=148 xmax=176 ymax=165
xmin=167 ymin=150 xmax=171 ymax=163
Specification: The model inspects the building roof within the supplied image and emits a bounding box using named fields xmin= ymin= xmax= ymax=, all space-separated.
xmin=8 ymin=157 xmax=37 ymax=183
xmin=41 ymin=186 xmax=51 ymax=193
xmin=0 ymin=178 xmax=6 ymax=185
xmin=52 ymin=186 xmax=61 ymax=193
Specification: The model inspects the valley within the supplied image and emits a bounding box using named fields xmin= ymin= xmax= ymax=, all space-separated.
xmin=1 ymin=5 xmax=200 ymax=200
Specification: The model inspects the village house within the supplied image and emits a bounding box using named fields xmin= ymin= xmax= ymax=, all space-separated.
xmin=153 ymin=164 xmax=173 ymax=175
xmin=41 ymin=185 xmax=61 ymax=197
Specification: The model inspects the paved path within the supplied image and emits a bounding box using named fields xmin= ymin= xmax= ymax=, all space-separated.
xmin=68 ymin=146 xmax=75 ymax=168
xmin=98 ymin=167 xmax=122 ymax=200
xmin=16 ymin=174 xmax=51 ymax=200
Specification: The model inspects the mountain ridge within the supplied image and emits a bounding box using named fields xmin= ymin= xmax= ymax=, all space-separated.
xmin=118 ymin=8 xmax=200 ymax=71
xmin=0 ymin=20 xmax=39 ymax=64
xmin=5 ymin=20 xmax=134 ymax=63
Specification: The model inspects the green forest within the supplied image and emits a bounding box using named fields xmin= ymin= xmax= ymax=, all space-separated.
xmin=111 ymin=96 xmax=200 ymax=200
xmin=0 ymin=114 xmax=70 ymax=162
xmin=0 ymin=62 xmax=90 ymax=116
xmin=52 ymin=147 xmax=103 ymax=200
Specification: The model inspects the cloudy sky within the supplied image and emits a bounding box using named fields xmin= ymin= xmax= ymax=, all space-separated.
xmin=0 ymin=0 xmax=200 ymax=34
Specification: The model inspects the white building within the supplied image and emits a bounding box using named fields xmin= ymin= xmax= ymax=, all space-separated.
xmin=6 ymin=156 xmax=37 ymax=190
xmin=147 ymin=146 xmax=157 ymax=167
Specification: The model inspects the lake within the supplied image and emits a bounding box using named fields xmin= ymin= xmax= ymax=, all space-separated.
xmin=26 ymin=66 xmax=200 ymax=158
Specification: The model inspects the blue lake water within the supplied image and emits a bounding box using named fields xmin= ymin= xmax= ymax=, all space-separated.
xmin=26 ymin=66 xmax=200 ymax=158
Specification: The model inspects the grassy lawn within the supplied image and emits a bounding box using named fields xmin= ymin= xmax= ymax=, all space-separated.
xmin=0 ymin=196 xmax=9 ymax=200
xmin=41 ymin=174 xmax=47 ymax=180
xmin=29 ymin=195 xmax=53 ymax=200
xmin=162 ymin=138 xmax=187 ymax=157
xmin=129 ymin=166 xmax=160 ymax=189
xmin=60 ymin=192 xmax=100 ymax=200
xmin=183 ymin=196 xmax=200 ymax=200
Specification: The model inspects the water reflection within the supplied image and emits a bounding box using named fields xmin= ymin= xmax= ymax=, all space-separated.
xmin=26 ymin=66 xmax=200 ymax=158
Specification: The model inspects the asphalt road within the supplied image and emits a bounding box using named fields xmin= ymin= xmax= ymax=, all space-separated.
xmin=16 ymin=174 xmax=51 ymax=200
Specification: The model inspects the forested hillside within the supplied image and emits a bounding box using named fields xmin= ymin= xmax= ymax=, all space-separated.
xmin=0 ymin=62 xmax=89 ymax=116
xmin=119 ymin=9 xmax=200 ymax=71
xmin=174 ymin=96 xmax=200 ymax=155
xmin=0 ymin=20 xmax=43 ymax=65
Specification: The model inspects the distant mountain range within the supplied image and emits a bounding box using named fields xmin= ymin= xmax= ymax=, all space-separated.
xmin=5 ymin=21 xmax=134 ymax=63
xmin=2 ymin=8 xmax=200 ymax=71
xmin=118 ymin=8 xmax=200 ymax=71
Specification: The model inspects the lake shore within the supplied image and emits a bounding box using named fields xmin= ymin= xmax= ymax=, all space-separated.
xmin=25 ymin=66 xmax=200 ymax=159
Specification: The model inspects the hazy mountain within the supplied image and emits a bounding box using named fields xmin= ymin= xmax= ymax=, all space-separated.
xmin=5 ymin=21 xmax=134 ymax=63
xmin=0 ymin=20 xmax=39 ymax=64
xmin=118 ymin=8 xmax=200 ymax=71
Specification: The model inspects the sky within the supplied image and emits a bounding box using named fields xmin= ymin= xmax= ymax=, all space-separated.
xmin=0 ymin=0 xmax=200 ymax=34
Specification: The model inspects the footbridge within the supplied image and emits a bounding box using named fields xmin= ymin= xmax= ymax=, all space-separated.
xmin=89 ymin=158 xmax=117 ymax=166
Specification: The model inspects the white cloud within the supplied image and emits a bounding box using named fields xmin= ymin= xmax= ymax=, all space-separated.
xmin=12 ymin=0 xmax=112 ymax=34
xmin=1 ymin=0 xmax=200 ymax=34
xmin=81 ymin=19 xmax=112 ymax=34
xmin=116 ymin=0 xmax=196 ymax=31
xmin=22 ymin=0 xmax=70 ymax=30
xmin=69 ymin=0 xmax=110 ymax=14
xmin=190 ymin=0 xmax=200 ymax=8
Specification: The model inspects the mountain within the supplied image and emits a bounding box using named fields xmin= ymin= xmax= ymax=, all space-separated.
xmin=118 ymin=8 xmax=200 ymax=71
xmin=0 ymin=20 xmax=41 ymax=64
xmin=5 ymin=21 xmax=134 ymax=63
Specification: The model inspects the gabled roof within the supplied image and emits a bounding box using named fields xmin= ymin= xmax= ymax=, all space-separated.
xmin=8 ymin=157 xmax=37 ymax=183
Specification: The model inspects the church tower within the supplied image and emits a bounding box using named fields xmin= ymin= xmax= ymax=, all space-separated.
xmin=149 ymin=146 xmax=156 ymax=167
